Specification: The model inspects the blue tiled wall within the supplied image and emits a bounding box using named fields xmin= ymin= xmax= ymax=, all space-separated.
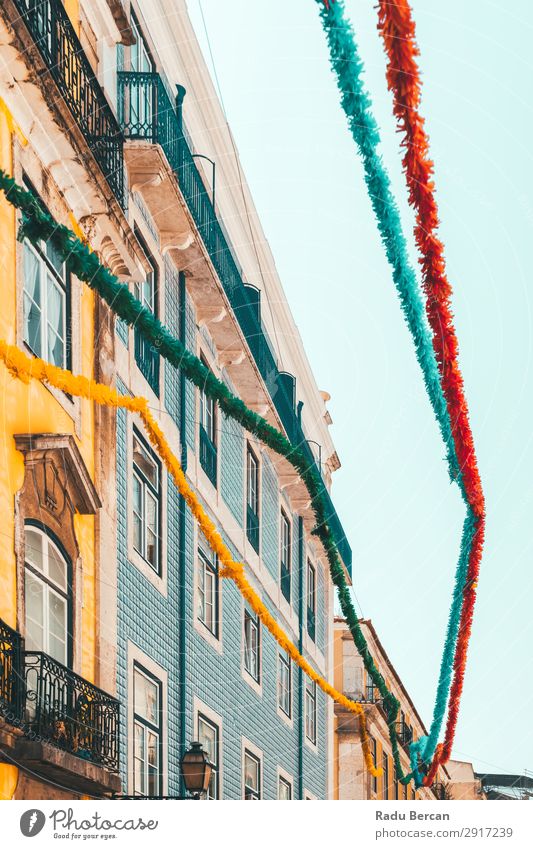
xmin=116 ymin=337 xmax=328 ymax=800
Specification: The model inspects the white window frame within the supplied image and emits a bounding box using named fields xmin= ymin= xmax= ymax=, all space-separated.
xmin=277 ymin=648 xmax=292 ymax=720
xmin=242 ymin=744 xmax=262 ymax=800
xmin=127 ymin=644 xmax=168 ymax=797
xmin=24 ymin=525 xmax=69 ymax=666
xmin=280 ymin=509 xmax=291 ymax=602
xmin=194 ymin=697 xmax=224 ymax=800
xmin=243 ymin=608 xmax=260 ymax=684
xmin=277 ymin=768 xmax=293 ymax=800
xmin=198 ymin=713 xmax=220 ymax=800
xmin=305 ymin=677 xmax=317 ymax=748
xmin=23 ymin=237 xmax=68 ymax=369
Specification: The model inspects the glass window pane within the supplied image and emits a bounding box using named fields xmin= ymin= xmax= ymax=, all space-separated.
xmin=134 ymin=723 xmax=144 ymax=759
xmin=46 ymin=239 xmax=65 ymax=276
xmin=145 ymin=489 xmax=157 ymax=534
xmin=23 ymin=243 xmax=41 ymax=303
xmin=25 ymin=528 xmax=44 ymax=572
xmin=147 ymin=731 xmax=158 ymax=767
xmin=47 ymin=539 xmax=67 ymax=589
xmin=23 ymin=294 xmax=42 ymax=356
xmin=279 ymin=778 xmax=291 ymax=800
xmin=25 ymin=571 xmax=44 ymax=651
xmin=146 ymin=527 xmax=157 ymax=568
xmin=23 ymin=244 xmax=42 ymax=356
xmin=134 ymin=669 xmax=158 ymax=725
xmin=47 ymin=276 xmax=65 ymax=367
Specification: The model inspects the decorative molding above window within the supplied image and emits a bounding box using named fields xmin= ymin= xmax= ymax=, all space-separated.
xmin=14 ymin=433 xmax=101 ymax=516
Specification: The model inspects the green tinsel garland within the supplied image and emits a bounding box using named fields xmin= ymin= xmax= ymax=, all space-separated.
xmin=0 ymin=170 xmax=402 ymax=756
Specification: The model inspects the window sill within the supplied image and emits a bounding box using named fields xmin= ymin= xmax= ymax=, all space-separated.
xmin=194 ymin=615 xmax=223 ymax=656
xmin=277 ymin=703 xmax=293 ymax=730
xmin=242 ymin=666 xmax=262 ymax=698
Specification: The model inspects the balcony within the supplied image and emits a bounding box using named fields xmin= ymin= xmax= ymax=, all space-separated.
xmin=135 ymin=326 xmax=160 ymax=395
xmin=23 ymin=652 xmax=119 ymax=770
xmin=280 ymin=561 xmax=291 ymax=603
xmin=12 ymin=0 xmax=124 ymax=205
xmin=246 ymin=504 xmax=260 ymax=553
xmin=199 ymin=424 xmax=217 ymax=486
xmin=118 ymin=71 xmax=352 ymax=578
xmin=0 ymin=620 xmax=120 ymax=794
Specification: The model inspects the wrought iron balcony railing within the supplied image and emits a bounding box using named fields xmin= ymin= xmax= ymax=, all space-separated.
xmin=24 ymin=651 xmax=119 ymax=770
xmin=12 ymin=0 xmax=124 ymax=205
xmin=134 ymin=326 xmax=160 ymax=395
xmin=0 ymin=619 xmax=23 ymax=722
xmin=246 ymin=504 xmax=260 ymax=554
xmin=280 ymin=561 xmax=291 ymax=602
xmin=199 ymin=424 xmax=217 ymax=486
xmin=118 ymin=70 xmax=352 ymax=577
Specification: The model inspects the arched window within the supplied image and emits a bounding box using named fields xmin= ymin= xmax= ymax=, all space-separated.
xmin=24 ymin=525 xmax=70 ymax=666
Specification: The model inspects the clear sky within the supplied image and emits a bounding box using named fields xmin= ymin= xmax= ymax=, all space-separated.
xmin=188 ymin=0 xmax=533 ymax=778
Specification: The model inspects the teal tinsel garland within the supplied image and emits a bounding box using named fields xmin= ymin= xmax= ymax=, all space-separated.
xmin=314 ymin=0 xmax=474 ymax=784
xmin=0 ymin=168 xmax=403 ymax=774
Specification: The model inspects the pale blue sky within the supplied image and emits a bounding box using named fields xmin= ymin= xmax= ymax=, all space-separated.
xmin=188 ymin=0 xmax=533 ymax=777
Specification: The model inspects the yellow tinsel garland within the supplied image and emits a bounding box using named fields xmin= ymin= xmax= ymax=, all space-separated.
xmin=0 ymin=339 xmax=382 ymax=777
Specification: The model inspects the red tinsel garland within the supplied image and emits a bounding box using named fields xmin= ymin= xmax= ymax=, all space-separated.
xmin=376 ymin=0 xmax=486 ymax=781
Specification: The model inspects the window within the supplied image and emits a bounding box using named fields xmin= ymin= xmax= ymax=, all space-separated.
xmin=246 ymin=446 xmax=259 ymax=552
xmin=394 ymin=764 xmax=400 ymax=800
xmin=199 ymin=365 xmax=217 ymax=486
xmin=197 ymin=549 xmax=218 ymax=636
xmin=370 ymin=737 xmax=378 ymax=794
xmin=278 ymin=649 xmax=291 ymax=718
xmin=382 ymin=753 xmax=390 ymax=800
xmin=23 ymin=234 xmax=69 ymax=369
xmin=198 ymin=714 xmax=219 ymax=800
xmin=244 ymin=609 xmax=260 ymax=682
xmin=133 ymin=665 xmax=161 ymax=797
xmin=307 ymin=560 xmax=316 ymax=642
xmin=278 ymin=776 xmax=292 ymax=800
xmin=280 ymin=510 xmax=291 ymax=602
xmin=244 ymin=750 xmax=260 ymax=800
xmin=305 ymin=678 xmax=317 ymax=745
xmin=133 ymin=240 xmax=159 ymax=395
xmin=132 ymin=430 xmax=161 ymax=573
xmin=24 ymin=525 xmax=70 ymax=666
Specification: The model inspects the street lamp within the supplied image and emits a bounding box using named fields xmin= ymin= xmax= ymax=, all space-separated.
xmin=180 ymin=741 xmax=213 ymax=799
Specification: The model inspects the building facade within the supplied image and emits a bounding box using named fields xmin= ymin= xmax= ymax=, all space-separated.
xmin=0 ymin=0 xmax=352 ymax=799
xmin=333 ymin=618 xmax=451 ymax=801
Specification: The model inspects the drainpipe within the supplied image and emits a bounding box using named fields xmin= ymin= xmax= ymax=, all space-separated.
xmin=178 ymin=271 xmax=188 ymax=796
xmin=298 ymin=516 xmax=305 ymax=799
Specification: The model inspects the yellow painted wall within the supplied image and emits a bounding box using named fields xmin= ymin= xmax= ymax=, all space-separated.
xmin=0 ymin=101 xmax=96 ymax=796
xmin=63 ymin=0 xmax=80 ymax=33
